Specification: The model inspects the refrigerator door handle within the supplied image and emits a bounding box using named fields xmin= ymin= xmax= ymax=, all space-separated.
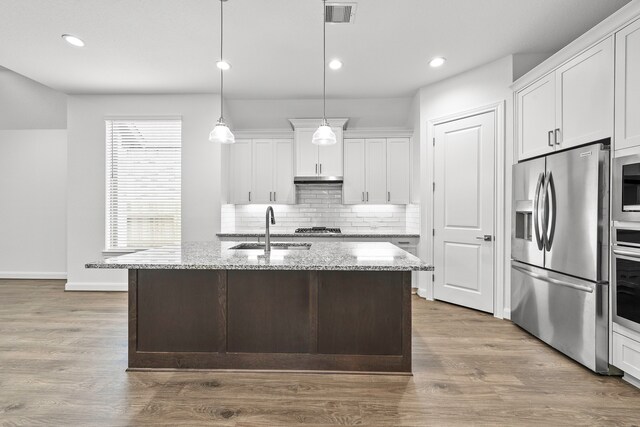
xmin=542 ymin=171 xmax=556 ymax=251
xmin=512 ymin=264 xmax=594 ymax=293
xmin=533 ymin=172 xmax=545 ymax=250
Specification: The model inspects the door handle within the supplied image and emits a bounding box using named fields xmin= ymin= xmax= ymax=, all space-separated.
xmin=533 ymin=172 xmax=544 ymax=250
xmin=476 ymin=235 xmax=492 ymax=241
xmin=613 ymin=248 xmax=640 ymax=259
xmin=554 ymin=128 xmax=561 ymax=145
xmin=512 ymin=264 xmax=594 ymax=293
xmin=542 ymin=171 xmax=555 ymax=251
xmin=548 ymin=130 xmax=553 ymax=147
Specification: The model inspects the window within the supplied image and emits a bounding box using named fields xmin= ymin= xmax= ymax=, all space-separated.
xmin=105 ymin=119 xmax=181 ymax=250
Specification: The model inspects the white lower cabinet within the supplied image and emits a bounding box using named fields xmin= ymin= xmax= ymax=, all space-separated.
xmin=229 ymin=139 xmax=294 ymax=204
xmin=613 ymin=331 xmax=640 ymax=381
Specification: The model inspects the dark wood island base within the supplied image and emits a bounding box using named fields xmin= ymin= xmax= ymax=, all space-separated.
xmin=128 ymin=269 xmax=412 ymax=373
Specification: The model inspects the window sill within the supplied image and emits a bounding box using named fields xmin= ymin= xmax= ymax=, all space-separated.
xmin=102 ymin=248 xmax=146 ymax=258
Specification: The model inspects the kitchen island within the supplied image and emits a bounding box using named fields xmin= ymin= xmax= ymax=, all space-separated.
xmin=87 ymin=241 xmax=431 ymax=374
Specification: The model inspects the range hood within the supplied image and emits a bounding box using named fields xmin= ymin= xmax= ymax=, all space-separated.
xmin=294 ymin=176 xmax=343 ymax=184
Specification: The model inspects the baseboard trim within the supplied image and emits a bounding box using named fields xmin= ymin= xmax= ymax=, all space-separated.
xmin=0 ymin=272 xmax=67 ymax=280
xmin=64 ymin=282 xmax=127 ymax=292
xmin=417 ymin=288 xmax=430 ymax=300
xmin=623 ymin=373 xmax=640 ymax=389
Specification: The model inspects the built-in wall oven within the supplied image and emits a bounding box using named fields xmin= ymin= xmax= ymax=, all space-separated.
xmin=613 ymin=153 xmax=640 ymax=222
xmin=612 ymin=226 xmax=640 ymax=334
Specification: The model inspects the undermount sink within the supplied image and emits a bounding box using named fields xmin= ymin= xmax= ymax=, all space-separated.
xmin=230 ymin=242 xmax=312 ymax=251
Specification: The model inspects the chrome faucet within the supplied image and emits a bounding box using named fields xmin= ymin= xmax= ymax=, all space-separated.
xmin=265 ymin=206 xmax=276 ymax=253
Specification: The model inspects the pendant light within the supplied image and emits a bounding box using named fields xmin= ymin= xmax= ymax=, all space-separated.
xmin=312 ymin=0 xmax=337 ymax=146
xmin=209 ymin=0 xmax=235 ymax=144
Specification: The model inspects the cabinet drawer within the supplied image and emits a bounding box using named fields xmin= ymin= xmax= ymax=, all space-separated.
xmin=613 ymin=332 xmax=640 ymax=379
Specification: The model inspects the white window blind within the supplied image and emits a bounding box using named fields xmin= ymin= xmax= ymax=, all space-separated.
xmin=105 ymin=119 xmax=181 ymax=250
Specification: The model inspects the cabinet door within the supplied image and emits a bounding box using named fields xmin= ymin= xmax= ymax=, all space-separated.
xmin=273 ymin=139 xmax=295 ymax=204
xmin=295 ymin=129 xmax=319 ymax=176
xmin=251 ymin=139 xmax=274 ymax=204
xmin=616 ymin=19 xmax=640 ymax=151
xmin=517 ymin=74 xmax=556 ymax=160
xmin=318 ymin=127 xmax=343 ymax=177
xmin=365 ymin=139 xmax=387 ymax=204
xmin=556 ymin=37 xmax=613 ymax=150
xmin=386 ymin=138 xmax=411 ymax=204
xmin=230 ymin=139 xmax=252 ymax=204
xmin=343 ymin=139 xmax=366 ymax=204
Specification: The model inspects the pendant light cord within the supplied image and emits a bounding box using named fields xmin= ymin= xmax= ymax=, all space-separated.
xmin=322 ymin=0 xmax=326 ymax=122
xmin=220 ymin=0 xmax=224 ymax=121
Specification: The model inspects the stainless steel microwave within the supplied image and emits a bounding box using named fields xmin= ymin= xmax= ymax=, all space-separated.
xmin=613 ymin=153 xmax=640 ymax=222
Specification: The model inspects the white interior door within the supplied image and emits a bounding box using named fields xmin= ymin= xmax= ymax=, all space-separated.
xmin=434 ymin=111 xmax=495 ymax=313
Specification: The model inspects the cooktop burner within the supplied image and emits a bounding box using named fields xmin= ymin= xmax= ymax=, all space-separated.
xmin=295 ymin=227 xmax=342 ymax=234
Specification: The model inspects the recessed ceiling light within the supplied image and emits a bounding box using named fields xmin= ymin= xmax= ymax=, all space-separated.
xmin=429 ymin=57 xmax=446 ymax=67
xmin=329 ymin=59 xmax=343 ymax=70
xmin=216 ymin=60 xmax=231 ymax=70
xmin=61 ymin=34 xmax=85 ymax=47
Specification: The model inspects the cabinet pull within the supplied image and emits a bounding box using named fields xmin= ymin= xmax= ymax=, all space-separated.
xmin=249 ymin=191 xmax=251 ymax=202
xmin=554 ymin=128 xmax=561 ymax=145
xmin=320 ymin=163 xmax=322 ymax=174
xmin=274 ymin=191 xmax=276 ymax=201
xmin=269 ymin=192 xmax=272 ymax=202
xmin=367 ymin=192 xmax=369 ymax=202
xmin=548 ymin=130 xmax=553 ymax=147
xmin=388 ymin=191 xmax=390 ymax=202
xmin=397 ymin=241 xmax=410 ymax=245
xmin=362 ymin=192 xmax=364 ymax=202
xmin=315 ymin=164 xmax=318 ymax=174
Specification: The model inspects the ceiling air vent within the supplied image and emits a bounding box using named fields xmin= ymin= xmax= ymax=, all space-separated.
xmin=325 ymin=3 xmax=357 ymax=24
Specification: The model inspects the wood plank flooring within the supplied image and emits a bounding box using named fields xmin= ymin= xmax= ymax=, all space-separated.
xmin=1 ymin=279 xmax=640 ymax=426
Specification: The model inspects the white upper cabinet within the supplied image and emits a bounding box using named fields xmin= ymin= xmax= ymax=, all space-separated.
xmin=343 ymin=137 xmax=411 ymax=205
xmin=273 ymin=139 xmax=295 ymax=204
xmin=251 ymin=139 xmax=275 ymax=204
xmin=343 ymin=139 xmax=366 ymax=204
xmin=290 ymin=118 xmax=348 ymax=177
xmin=386 ymin=138 xmax=411 ymax=204
xmin=555 ymin=37 xmax=613 ymax=150
xmin=517 ymin=74 xmax=557 ymax=160
xmin=230 ymin=139 xmax=253 ymax=204
xmin=615 ymin=18 xmax=640 ymax=151
xmin=365 ymin=139 xmax=387 ymax=204
xmin=516 ymin=37 xmax=614 ymax=161
xmin=230 ymin=138 xmax=294 ymax=204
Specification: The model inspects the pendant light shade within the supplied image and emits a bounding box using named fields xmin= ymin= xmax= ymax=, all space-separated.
xmin=312 ymin=0 xmax=336 ymax=146
xmin=210 ymin=0 xmax=235 ymax=143
xmin=312 ymin=121 xmax=337 ymax=146
xmin=209 ymin=120 xmax=235 ymax=144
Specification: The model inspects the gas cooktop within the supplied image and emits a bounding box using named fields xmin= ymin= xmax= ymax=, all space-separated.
xmin=294 ymin=227 xmax=342 ymax=234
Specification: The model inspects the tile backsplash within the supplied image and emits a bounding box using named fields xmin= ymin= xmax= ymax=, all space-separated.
xmin=221 ymin=184 xmax=420 ymax=234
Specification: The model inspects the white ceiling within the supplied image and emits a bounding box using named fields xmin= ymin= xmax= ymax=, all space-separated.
xmin=0 ymin=0 xmax=631 ymax=98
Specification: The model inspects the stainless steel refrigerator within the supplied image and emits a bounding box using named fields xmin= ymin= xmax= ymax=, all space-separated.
xmin=511 ymin=142 xmax=610 ymax=373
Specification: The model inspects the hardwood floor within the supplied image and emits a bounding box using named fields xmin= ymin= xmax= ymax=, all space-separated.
xmin=1 ymin=280 xmax=640 ymax=426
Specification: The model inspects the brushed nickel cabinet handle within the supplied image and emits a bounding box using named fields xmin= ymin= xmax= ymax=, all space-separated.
xmin=554 ymin=128 xmax=561 ymax=145
xmin=315 ymin=164 xmax=318 ymax=174
xmin=388 ymin=191 xmax=390 ymax=202
xmin=320 ymin=163 xmax=322 ymax=174
xmin=548 ymin=130 xmax=553 ymax=147
xmin=249 ymin=191 xmax=251 ymax=202
xmin=274 ymin=191 xmax=276 ymax=201
xmin=362 ymin=192 xmax=364 ymax=202
xmin=269 ymin=192 xmax=272 ymax=202
xmin=367 ymin=192 xmax=369 ymax=202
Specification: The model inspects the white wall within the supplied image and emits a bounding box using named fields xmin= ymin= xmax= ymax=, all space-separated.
xmin=0 ymin=67 xmax=67 ymax=129
xmin=66 ymin=94 xmax=221 ymax=291
xmin=0 ymin=130 xmax=67 ymax=278
xmin=415 ymin=56 xmax=515 ymax=319
xmin=0 ymin=67 xmax=68 ymax=279
xmin=226 ymin=97 xmax=413 ymax=130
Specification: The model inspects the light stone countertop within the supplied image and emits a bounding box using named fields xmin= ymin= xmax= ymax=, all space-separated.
xmin=216 ymin=232 xmax=420 ymax=238
xmin=86 ymin=241 xmax=432 ymax=271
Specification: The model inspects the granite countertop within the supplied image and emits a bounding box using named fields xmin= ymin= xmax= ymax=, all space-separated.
xmin=216 ymin=232 xmax=420 ymax=238
xmin=86 ymin=241 xmax=432 ymax=272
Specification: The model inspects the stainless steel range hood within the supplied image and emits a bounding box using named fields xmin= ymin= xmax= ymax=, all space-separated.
xmin=294 ymin=176 xmax=343 ymax=184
